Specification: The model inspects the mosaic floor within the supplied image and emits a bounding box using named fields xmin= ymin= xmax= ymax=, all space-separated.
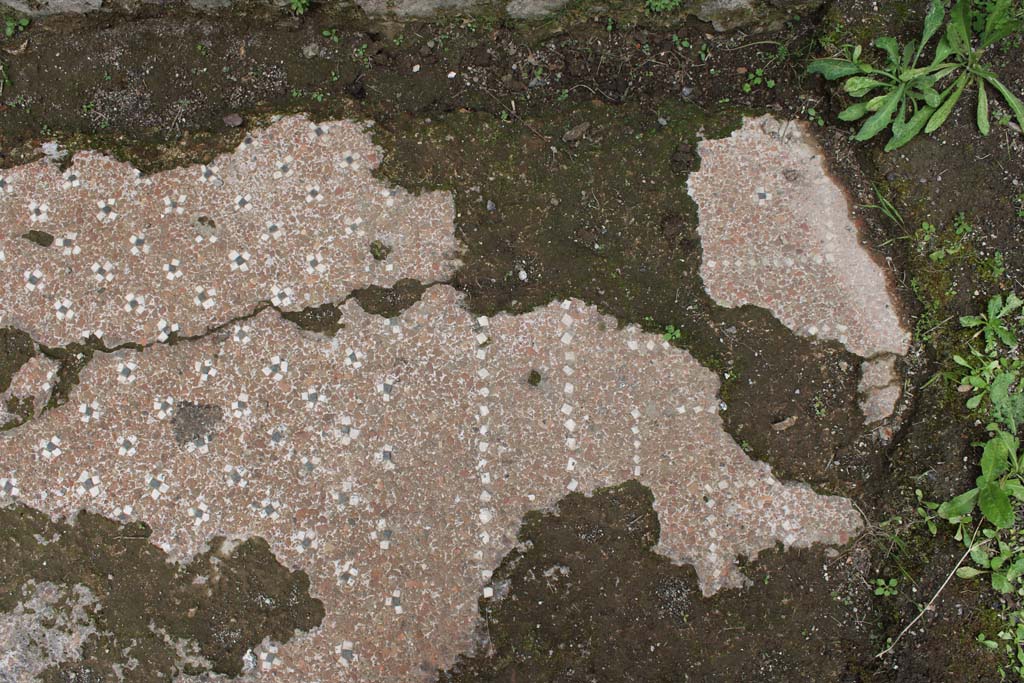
xmin=1 ymin=114 xmax=908 ymax=681
xmin=688 ymin=115 xmax=910 ymax=422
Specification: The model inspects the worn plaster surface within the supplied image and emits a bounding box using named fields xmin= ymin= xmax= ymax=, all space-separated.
xmin=688 ymin=115 xmax=911 ymax=422
xmin=0 ymin=581 xmax=98 ymax=681
xmin=858 ymin=356 xmax=902 ymax=425
xmin=1 ymin=353 xmax=56 ymax=425
xmin=0 ymin=115 xmax=869 ymax=681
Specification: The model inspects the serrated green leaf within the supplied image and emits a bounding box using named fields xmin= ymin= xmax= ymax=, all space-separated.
xmin=807 ymin=59 xmax=862 ymax=80
xmin=932 ymin=36 xmax=954 ymax=65
xmin=844 ymin=77 xmax=889 ymax=98
xmin=1004 ymin=480 xmax=1024 ymax=502
xmin=979 ymin=480 xmax=1014 ymax=529
xmin=920 ymin=0 xmax=946 ymax=53
xmin=989 ymin=372 xmax=1013 ymax=411
xmin=996 ymin=325 xmax=1016 ymax=348
xmin=989 ymin=295 xmax=1004 ymax=320
xmin=885 ymin=104 xmax=934 ymax=151
xmin=873 ymin=37 xmax=901 ymax=66
xmin=856 ymin=88 xmax=902 ymax=141
xmin=939 ymin=487 xmax=979 ymax=519
xmin=967 ymin=394 xmax=983 ymax=409
xmin=901 ymin=41 xmax=917 ymax=69
xmin=946 ymin=0 xmax=971 ymax=54
xmin=993 ymin=571 xmax=1013 ymax=593
xmin=981 ymin=435 xmax=1010 ymax=481
xmin=921 ymin=87 xmax=942 ymax=108
xmin=985 ymin=76 xmax=1024 ymax=131
xmin=865 ymin=93 xmax=889 ymax=111
xmin=1007 ymin=557 xmax=1024 ymax=583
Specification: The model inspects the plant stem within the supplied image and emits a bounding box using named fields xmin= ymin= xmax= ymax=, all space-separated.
xmin=875 ymin=521 xmax=982 ymax=659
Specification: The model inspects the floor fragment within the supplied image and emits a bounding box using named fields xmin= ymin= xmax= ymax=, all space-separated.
xmin=0 ymin=115 xmax=460 ymax=348
xmin=0 ymin=285 xmax=862 ymax=681
xmin=1 ymin=116 xmax=865 ymax=681
xmin=688 ymin=115 xmax=910 ymax=359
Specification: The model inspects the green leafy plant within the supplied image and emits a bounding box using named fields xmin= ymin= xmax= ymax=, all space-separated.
xmin=959 ymin=292 xmax=1020 ymax=354
xmin=4 ymin=16 xmax=29 ymax=37
xmin=903 ymin=293 xmax=1024 ymax=675
xmin=662 ymin=324 xmax=682 ymax=342
xmin=645 ymin=0 xmax=682 ymax=13
xmin=873 ymin=577 xmax=900 ymax=596
xmin=939 ymin=294 xmax=1024 ymax=532
xmin=930 ymin=0 xmax=1024 ymax=136
xmin=742 ymin=68 xmax=776 ymax=93
xmin=808 ymin=0 xmax=1024 ymax=150
xmin=290 ymin=0 xmax=310 ymax=14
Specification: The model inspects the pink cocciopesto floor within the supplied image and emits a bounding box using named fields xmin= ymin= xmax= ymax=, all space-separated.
xmin=688 ymin=115 xmax=911 ymax=423
xmin=0 ymin=115 xmax=459 ymax=349
xmin=687 ymin=115 xmax=910 ymax=358
xmin=0 ymin=114 xmax=906 ymax=681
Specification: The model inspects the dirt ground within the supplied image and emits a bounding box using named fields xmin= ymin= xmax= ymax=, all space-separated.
xmin=1 ymin=0 xmax=1023 ymax=680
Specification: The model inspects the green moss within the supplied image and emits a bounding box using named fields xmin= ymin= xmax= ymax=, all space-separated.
xmin=370 ymin=239 xmax=393 ymax=261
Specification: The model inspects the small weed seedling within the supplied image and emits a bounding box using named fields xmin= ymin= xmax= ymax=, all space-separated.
xmin=672 ymin=35 xmax=692 ymax=50
xmin=873 ymin=578 xmax=899 ymax=597
xmin=742 ymin=68 xmax=777 ymax=93
xmin=806 ymin=107 xmax=825 ymax=126
xmin=662 ymin=325 xmax=682 ymax=342
xmin=4 ymin=16 xmax=29 ymax=38
xmin=322 ymin=28 xmax=340 ymax=43
xmin=290 ymin=0 xmax=310 ymax=15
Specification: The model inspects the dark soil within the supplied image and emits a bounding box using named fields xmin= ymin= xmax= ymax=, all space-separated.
xmin=0 ymin=505 xmax=324 ymax=680
xmin=0 ymin=0 xmax=1022 ymax=680
xmin=441 ymin=480 xmax=879 ymax=683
